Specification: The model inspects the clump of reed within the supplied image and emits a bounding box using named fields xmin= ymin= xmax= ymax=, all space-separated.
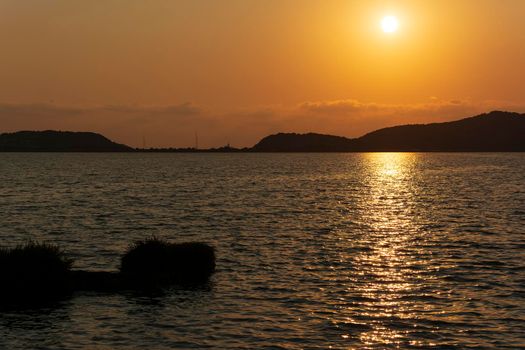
xmin=0 ymin=238 xmax=215 ymax=307
xmin=120 ymin=237 xmax=216 ymax=287
xmin=0 ymin=242 xmax=73 ymax=302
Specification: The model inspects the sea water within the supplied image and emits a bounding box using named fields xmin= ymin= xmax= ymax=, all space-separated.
xmin=0 ymin=153 xmax=524 ymax=349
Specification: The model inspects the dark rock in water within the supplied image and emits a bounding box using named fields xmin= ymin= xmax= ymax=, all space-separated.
xmin=0 ymin=242 xmax=73 ymax=303
xmin=69 ymin=270 xmax=123 ymax=293
xmin=120 ymin=238 xmax=216 ymax=288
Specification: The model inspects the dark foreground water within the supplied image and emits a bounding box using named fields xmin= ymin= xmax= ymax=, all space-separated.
xmin=0 ymin=153 xmax=524 ymax=349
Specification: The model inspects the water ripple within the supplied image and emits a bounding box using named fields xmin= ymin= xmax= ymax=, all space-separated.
xmin=0 ymin=153 xmax=524 ymax=349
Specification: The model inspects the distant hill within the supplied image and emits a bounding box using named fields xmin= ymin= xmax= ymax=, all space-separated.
xmin=252 ymin=133 xmax=358 ymax=152
xmin=252 ymin=111 xmax=525 ymax=152
xmin=0 ymin=131 xmax=133 ymax=152
xmin=2 ymin=111 xmax=524 ymax=152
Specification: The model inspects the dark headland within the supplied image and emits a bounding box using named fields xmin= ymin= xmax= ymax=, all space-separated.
xmin=252 ymin=111 xmax=525 ymax=152
xmin=1 ymin=111 xmax=524 ymax=152
xmin=0 ymin=130 xmax=132 ymax=152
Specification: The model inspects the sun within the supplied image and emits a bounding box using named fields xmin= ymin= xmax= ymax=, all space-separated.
xmin=381 ymin=15 xmax=399 ymax=33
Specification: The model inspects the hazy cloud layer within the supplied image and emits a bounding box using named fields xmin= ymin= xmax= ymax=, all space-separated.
xmin=1 ymin=99 xmax=523 ymax=148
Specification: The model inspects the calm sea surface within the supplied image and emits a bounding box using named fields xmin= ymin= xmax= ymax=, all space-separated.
xmin=0 ymin=153 xmax=524 ymax=349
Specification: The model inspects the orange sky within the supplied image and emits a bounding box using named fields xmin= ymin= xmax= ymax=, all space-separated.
xmin=1 ymin=0 xmax=524 ymax=147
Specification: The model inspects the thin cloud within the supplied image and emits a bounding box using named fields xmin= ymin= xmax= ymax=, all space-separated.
xmin=299 ymin=98 xmax=477 ymax=116
xmin=99 ymin=103 xmax=201 ymax=116
xmin=0 ymin=102 xmax=201 ymax=117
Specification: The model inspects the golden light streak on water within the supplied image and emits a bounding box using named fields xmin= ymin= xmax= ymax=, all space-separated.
xmin=353 ymin=153 xmax=422 ymax=346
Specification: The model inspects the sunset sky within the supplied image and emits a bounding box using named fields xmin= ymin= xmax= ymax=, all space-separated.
xmin=1 ymin=0 xmax=525 ymax=147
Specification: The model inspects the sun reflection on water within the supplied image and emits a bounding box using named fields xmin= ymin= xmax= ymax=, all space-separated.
xmin=348 ymin=153 xmax=426 ymax=346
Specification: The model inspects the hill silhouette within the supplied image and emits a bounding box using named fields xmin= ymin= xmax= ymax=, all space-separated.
xmin=1 ymin=111 xmax=524 ymax=152
xmin=0 ymin=130 xmax=132 ymax=152
xmin=252 ymin=133 xmax=358 ymax=152
xmin=252 ymin=111 xmax=525 ymax=152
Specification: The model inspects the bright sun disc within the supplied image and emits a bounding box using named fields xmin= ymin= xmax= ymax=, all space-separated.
xmin=381 ymin=15 xmax=399 ymax=33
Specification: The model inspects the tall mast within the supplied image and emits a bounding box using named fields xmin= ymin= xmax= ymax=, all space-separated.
xmin=195 ymin=131 xmax=199 ymax=150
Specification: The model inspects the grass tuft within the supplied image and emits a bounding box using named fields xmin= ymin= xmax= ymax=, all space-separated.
xmin=120 ymin=237 xmax=215 ymax=287
xmin=0 ymin=238 xmax=216 ymax=307
xmin=0 ymin=241 xmax=74 ymax=302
